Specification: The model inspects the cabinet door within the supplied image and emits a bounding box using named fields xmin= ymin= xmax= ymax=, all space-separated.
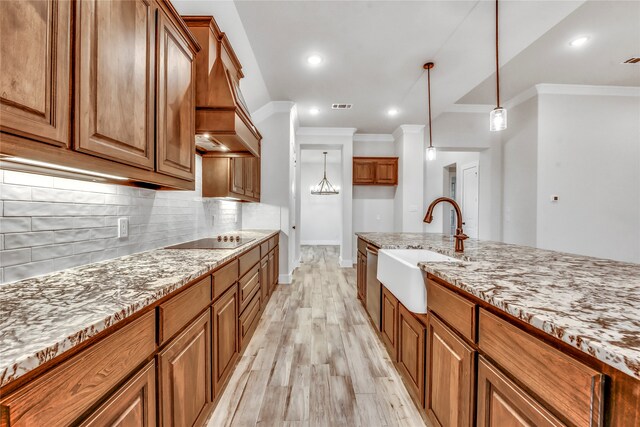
xmin=76 ymin=0 xmax=155 ymax=168
xmin=244 ymin=157 xmax=255 ymax=198
xmin=477 ymin=357 xmax=565 ymax=427
xmin=156 ymin=9 xmax=195 ymax=180
xmin=376 ymin=159 xmax=397 ymax=185
xmin=0 ymin=0 xmax=71 ymax=147
xmin=212 ymin=285 xmax=239 ymax=397
xmin=397 ymin=304 xmax=426 ymax=407
xmin=158 ymin=310 xmax=211 ymax=427
xmin=381 ymin=286 xmax=399 ymax=361
xmin=230 ymin=157 xmax=245 ymax=195
xmin=353 ymin=159 xmax=376 ymax=184
xmin=260 ymin=257 xmax=269 ymax=309
xmin=79 ymin=361 xmax=156 ymax=427
xmin=426 ymin=315 xmax=474 ymax=427
xmin=254 ymin=157 xmax=261 ymax=200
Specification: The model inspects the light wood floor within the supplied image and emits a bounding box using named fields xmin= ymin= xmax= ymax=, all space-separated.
xmin=206 ymin=246 xmax=427 ymax=427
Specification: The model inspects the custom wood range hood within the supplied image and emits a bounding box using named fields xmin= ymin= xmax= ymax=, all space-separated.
xmin=183 ymin=16 xmax=262 ymax=157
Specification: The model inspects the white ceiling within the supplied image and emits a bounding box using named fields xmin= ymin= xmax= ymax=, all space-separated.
xmin=458 ymin=1 xmax=640 ymax=105
xmin=234 ymin=0 xmax=585 ymax=133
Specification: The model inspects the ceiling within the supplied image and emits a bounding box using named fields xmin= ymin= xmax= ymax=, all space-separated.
xmin=458 ymin=1 xmax=640 ymax=105
xmin=234 ymin=0 xmax=586 ymax=133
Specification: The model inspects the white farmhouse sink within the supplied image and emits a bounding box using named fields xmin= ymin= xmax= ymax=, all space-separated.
xmin=377 ymin=249 xmax=459 ymax=314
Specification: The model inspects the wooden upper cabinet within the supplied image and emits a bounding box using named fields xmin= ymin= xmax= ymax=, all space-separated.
xmin=0 ymin=0 xmax=71 ymax=147
xmin=158 ymin=310 xmax=211 ymax=427
xmin=156 ymin=7 xmax=196 ymax=181
xmin=79 ymin=361 xmax=156 ymax=427
xmin=376 ymin=159 xmax=398 ymax=185
xmin=477 ymin=357 xmax=565 ymax=427
xmin=353 ymin=159 xmax=376 ymax=184
xmin=353 ymin=157 xmax=398 ymax=185
xmin=426 ymin=314 xmax=474 ymax=427
xmin=254 ymin=157 xmax=261 ymax=200
xmin=230 ymin=157 xmax=245 ymax=195
xmin=243 ymin=157 xmax=254 ymax=198
xmin=75 ymin=0 xmax=155 ymax=169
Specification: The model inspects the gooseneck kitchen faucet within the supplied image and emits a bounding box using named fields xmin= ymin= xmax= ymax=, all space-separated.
xmin=424 ymin=197 xmax=468 ymax=253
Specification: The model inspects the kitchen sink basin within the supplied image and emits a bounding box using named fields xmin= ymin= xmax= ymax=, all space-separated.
xmin=377 ymin=249 xmax=459 ymax=313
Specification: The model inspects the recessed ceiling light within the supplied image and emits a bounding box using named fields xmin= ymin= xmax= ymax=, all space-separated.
xmin=307 ymin=55 xmax=323 ymax=66
xmin=309 ymin=107 xmax=320 ymax=115
xmin=387 ymin=108 xmax=399 ymax=116
xmin=569 ymin=36 xmax=589 ymax=47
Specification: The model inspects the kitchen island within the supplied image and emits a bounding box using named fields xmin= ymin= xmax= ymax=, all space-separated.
xmin=356 ymin=232 xmax=640 ymax=427
xmin=0 ymin=230 xmax=280 ymax=426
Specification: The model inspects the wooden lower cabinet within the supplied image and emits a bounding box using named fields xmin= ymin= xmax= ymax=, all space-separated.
xmin=79 ymin=361 xmax=156 ymax=427
xmin=212 ymin=285 xmax=239 ymax=397
xmin=426 ymin=314 xmax=474 ymax=427
xmin=260 ymin=256 xmax=269 ymax=310
xmin=477 ymin=356 xmax=564 ymax=427
xmin=381 ymin=286 xmax=399 ymax=361
xmin=397 ymin=303 xmax=426 ymax=407
xmin=239 ymin=293 xmax=261 ymax=350
xmin=158 ymin=310 xmax=211 ymax=427
xmin=357 ymin=251 xmax=367 ymax=301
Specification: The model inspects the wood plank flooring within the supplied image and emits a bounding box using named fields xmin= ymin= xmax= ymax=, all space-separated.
xmin=207 ymin=246 xmax=427 ymax=427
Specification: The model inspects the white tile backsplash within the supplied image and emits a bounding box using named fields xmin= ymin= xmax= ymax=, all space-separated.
xmin=0 ymin=156 xmax=242 ymax=284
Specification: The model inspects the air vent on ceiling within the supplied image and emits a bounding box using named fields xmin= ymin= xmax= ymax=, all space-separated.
xmin=331 ymin=103 xmax=353 ymax=110
xmin=622 ymin=57 xmax=640 ymax=64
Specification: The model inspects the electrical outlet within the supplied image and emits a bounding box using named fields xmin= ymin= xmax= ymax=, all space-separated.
xmin=118 ymin=217 xmax=129 ymax=238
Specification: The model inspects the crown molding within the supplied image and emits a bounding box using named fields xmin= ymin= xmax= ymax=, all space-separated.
xmin=444 ymin=104 xmax=494 ymax=114
xmin=353 ymin=133 xmax=394 ymax=143
xmin=251 ymin=101 xmax=296 ymax=124
xmin=296 ymin=127 xmax=357 ymax=137
xmin=505 ymin=84 xmax=640 ymax=110
xmin=392 ymin=124 xmax=425 ymax=139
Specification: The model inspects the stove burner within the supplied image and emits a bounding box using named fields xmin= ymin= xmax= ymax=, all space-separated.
xmin=165 ymin=236 xmax=255 ymax=250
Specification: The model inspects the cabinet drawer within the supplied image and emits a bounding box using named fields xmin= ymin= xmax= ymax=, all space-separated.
xmin=478 ymin=309 xmax=603 ymax=426
xmin=239 ymin=264 xmax=260 ymax=312
xmin=0 ymin=312 xmax=155 ymax=427
xmin=268 ymin=236 xmax=277 ymax=251
xmin=239 ymin=246 xmax=260 ymax=277
xmin=261 ymin=241 xmax=269 ymax=257
xmin=427 ymin=279 xmax=476 ymax=342
xmin=357 ymin=238 xmax=367 ymax=255
xmin=239 ymin=293 xmax=261 ymax=350
xmin=159 ymin=275 xmax=211 ymax=343
xmin=213 ymin=259 xmax=238 ymax=300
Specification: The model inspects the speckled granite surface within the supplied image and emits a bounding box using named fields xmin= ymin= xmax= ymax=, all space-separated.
xmin=357 ymin=232 xmax=640 ymax=380
xmin=0 ymin=230 xmax=278 ymax=388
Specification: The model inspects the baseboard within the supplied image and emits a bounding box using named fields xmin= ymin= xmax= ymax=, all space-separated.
xmin=279 ymin=273 xmax=292 ymax=284
xmin=300 ymin=240 xmax=341 ymax=246
xmin=339 ymin=258 xmax=353 ymax=268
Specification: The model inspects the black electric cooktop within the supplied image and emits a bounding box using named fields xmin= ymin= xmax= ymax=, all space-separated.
xmin=165 ymin=236 xmax=255 ymax=250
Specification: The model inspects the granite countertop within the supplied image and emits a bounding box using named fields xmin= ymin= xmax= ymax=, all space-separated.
xmin=357 ymin=232 xmax=640 ymax=380
xmin=0 ymin=229 xmax=278 ymax=388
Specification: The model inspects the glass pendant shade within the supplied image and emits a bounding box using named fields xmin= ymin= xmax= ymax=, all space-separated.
xmin=426 ymin=146 xmax=437 ymax=161
xmin=489 ymin=107 xmax=507 ymax=132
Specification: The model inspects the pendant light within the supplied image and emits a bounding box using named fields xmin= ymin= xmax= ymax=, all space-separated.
xmin=310 ymin=152 xmax=340 ymax=195
xmin=424 ymin=62 xmax=436 ymax=161
xmin=490 ymin=0 xmax=507 ymax=131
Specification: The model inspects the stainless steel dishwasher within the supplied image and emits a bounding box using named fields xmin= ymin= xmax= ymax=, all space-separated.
xmin=366 ymin=245 xmax=381 ymax=330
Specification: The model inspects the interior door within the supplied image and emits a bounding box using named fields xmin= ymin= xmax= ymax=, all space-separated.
xmin=460 ymin=162 xmax=479 ymax=238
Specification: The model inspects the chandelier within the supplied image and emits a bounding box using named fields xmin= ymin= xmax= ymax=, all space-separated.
xmin=310 ymin=152 xmax=339 ymax=195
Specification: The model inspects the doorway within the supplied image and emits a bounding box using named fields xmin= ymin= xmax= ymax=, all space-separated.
xmin=460 ymin=162 xmax=479 ymax=239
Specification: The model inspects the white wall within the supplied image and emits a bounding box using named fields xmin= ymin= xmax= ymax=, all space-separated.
xmin=424 ymin=151 xmax=480 ymax=234
xmin=241 ymin=103 xmax=295 ymax=282
xmin=352 ymin=135 xmax=396 ymax=260
xmin=300 ymin=151 xmax=342 ymax=245
xmin=0 ymin=156 xmax=242 ymax=284
xmin=536 ymin=92 xmax=640 ymax=262
xmin=394 ymin=125 xmax=425 ymax=232
xmin=501 ymin=97 xmax=539 ymax=246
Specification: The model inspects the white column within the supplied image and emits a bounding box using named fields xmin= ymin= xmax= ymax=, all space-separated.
xmin=393 ymin=125 xmax=426 ymax=232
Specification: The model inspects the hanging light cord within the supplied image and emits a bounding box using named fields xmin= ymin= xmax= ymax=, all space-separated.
xmin=427 ymin=66 xmax=433 ymax=149
xmin=323 ymin=153 xmax=327 ymax=178
xmin=495 ymin=0 xmax=501 ymax=108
